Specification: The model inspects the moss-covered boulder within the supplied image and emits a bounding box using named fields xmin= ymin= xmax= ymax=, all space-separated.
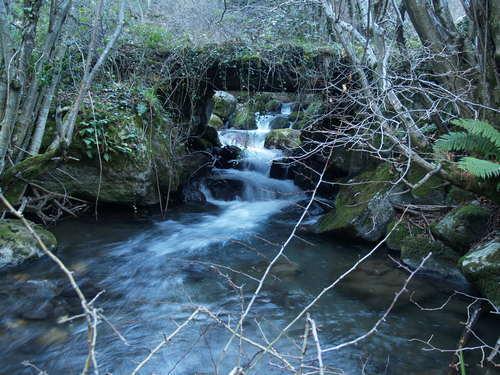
xmin=315 ymin=164 xmax=395 ymax=242
xmin=230 ymin=105 xmax=257 ymax=130
xmin=461 ymin=239 xmax=500 ymax=306
xmin=291 ymin=101 xmax=324 ymax=130
xmin=386 ymin=218 xmax=426 ymax=251
xmin=264 ymin=129 xmax=301 ymax=150
xmin=212 ymin=91 xmax=237 ymax=120
xmin=264 ymin=98 xmax=281 ymax=113
xmin=269 ymin=115 xmax=290 ymax=130
xmin=406 ymin=165 xmax=447 ymax=205
xmin=208 ymin=114 xmax=224 ymax=129
xmin=0 ymin=219 xmax=57 ymax=269
xmin=400 ymin=235 xmax=466 ymax=282
xmin=431 ymin=204 xmax=492 ymax=253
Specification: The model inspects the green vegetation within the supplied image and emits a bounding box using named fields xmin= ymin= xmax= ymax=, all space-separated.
xmin=434 ymin=119 xmax=500 ymax=179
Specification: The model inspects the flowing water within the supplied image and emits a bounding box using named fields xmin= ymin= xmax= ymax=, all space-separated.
xmin=0 ymin=107 xmax=498 ymax=374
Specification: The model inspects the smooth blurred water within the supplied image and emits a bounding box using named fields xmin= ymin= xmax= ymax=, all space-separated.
xmin=0 ymin=107 xmax=497 ymax=374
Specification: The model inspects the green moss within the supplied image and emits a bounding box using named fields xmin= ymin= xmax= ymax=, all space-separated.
xmin=386 ymin=219 xmax=425 ymax=251
xmin=208 ymin=114 xmax=224 ymax=129
xmin=232 ymin=106 xmax=257 ymax=130
xmin=0 ymin=219 xmax=57 ymax=268
xmin=431 ymin=204 xmax=492 ymax=253
xmin=406 ymin=165 xmax=446 ymax=204
xmin=446 ymin=186 xmax=476 ymax=205
xmin=264 ymin=99 xmax=281 ymax=113
xmin=264 ymin=129 xmax=301 ymax=150
xmin=317 ymin=164 xmax=394 ymax=233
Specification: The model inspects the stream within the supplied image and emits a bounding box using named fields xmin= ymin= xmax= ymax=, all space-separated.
xmin=0 ymin=107 xmax=498 ymax=374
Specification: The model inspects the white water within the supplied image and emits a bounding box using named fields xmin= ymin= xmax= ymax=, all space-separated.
xmin=145 ymin=106 xmax=301 ymax=256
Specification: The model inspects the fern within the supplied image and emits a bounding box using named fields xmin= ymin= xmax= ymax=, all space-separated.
xmin=434 ymin=118 xmax=500 ymax=179
xmin=434 ymin=132 xmax=499 ymax=159
xmin=458 ymin=157 xmax=500 ymax=179
xmin=452 ymin=119 xmax=500 ymax=148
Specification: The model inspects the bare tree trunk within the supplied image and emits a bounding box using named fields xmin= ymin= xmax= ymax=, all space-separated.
xmin=52 ymin=0 xmax=127 ymax=150
xmin=29 ymin=45 xmax=67 ymax=155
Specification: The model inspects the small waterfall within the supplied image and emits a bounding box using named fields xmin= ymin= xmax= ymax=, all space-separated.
xmin=209 ymin=105 xmax=300 ymax=202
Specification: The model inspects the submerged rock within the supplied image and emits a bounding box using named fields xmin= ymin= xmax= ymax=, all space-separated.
xmin=212 ymin=91 xmax=237 ymax=120
xmin=431 ymin=204 xmax=492 ymax=253
xmin=264 ymin=129 xmax=301 ymax=150
xmin=461 ymin=239 xmax=500 ymax=307
xmin=0 ymin=220 xmax=57 ymax=269
xmin=314 ymin=164 xmax=395 ymax=242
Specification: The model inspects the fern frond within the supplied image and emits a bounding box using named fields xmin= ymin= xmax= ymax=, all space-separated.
xmin=434 ymin=132 xmax=499 ymax=158
xmin=452 ymin=119 xmax=500 ymax=148
xmin=458 ymin=157 xmax=500 ymax=179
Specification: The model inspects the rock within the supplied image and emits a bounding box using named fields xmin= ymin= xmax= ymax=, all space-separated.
xmin=269 ymin=158 xmax=292 ymax=180
xmin=264 ymin=98 xmax=281 ymax=113
xmin=0 ymin=279 xmax=63 ymax=320
xmin=204 ymin=177 xmax=245 ymax=201
xmin=406 ymin=166 xmax=447 ymax=205
xmin=214 ymin=145 xmax=241 ymax=169
xmin=264 ymin=129 xmax=301 ymax=150
xmin=290 ymin=101 xmax=324 ymax=130
xmin=0 ymin=220 xmax=57 ymax=269
xmin=314 ymin=164 xmax=395 ymax=242
xmin=269 ymin=115 xmax=290 ymax=130
xmin=208 ymin=114 xmax=224 ymax=129
xmin=212 ymin=91 xmax=237 ymax=120
xmin=189 ymin=124 xmax=221 ymax=150
xmin=446 ymin=186 xmax=476 ymax=205
xmin=386 ymin=218 xmax=425 ymax=252
xmin=400 ymin=235 xmax=466 ymax=282
xmin=181 ymin=181 xmax=207 ymax=204
xmin=431 ymin=204 xmax=492 ymax=253
xmin=230 ymin=104 xmax=257 ymax=130
xmin=461 ymin=239 xmax=500 ymax=306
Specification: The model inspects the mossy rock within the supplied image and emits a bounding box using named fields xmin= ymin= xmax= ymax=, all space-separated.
xmin=269 ymin=115 xmax=290 ymax=130
xmin=400 ymin=235 xmax=466 ymax=282
xmin=431 ymin=204 xmax=492 ymax=254
xmin=386 ymin=219 xmax=426 ymax=251
xmin=446 ymin=186 xmax=476 ymax=205
xmin=230 ymin=105 xmax=257 ymax=130
xmin=212 ymin=91 xmax=237 ymax=120
xmin=208 ymin=114 xmax=224 ymax=130
xmin=264 ymin=98 xmax=281 ymax=113
xmin=252 ymin=93 xmax=274 ymax=113
xmin=264 ymin=129 xmax=301 ymax=150
xmin=460 ymin=239 xmax=500 ymax=306
xmin=315 ymin=164 xmax=395 ymax=242
xmin=290 ymin=101 xmax=324 ymax=129
xmin=406 ymin=165 xmax=447 ymax=205
xmin=0 ymin=219 xmax=57 ymax=269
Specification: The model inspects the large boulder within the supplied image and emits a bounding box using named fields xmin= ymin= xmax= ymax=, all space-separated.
xmin=461 ymin=239 xmax=500 ymax=306
xmin=400 ymin=235 xmax=466 ymax=282
xmin=264 ymin=129 xmax=301 ymax=150
xmin=204 ymin=177 xmax=245 ymax=201
xmin=269 ymin=115 xmax=290 ymax=130
xmin=230 ymin=104 xmax=257 ymax=130
xmin=386 ymin=218 xmax=466 ymax=281
xmin=314 ymin=164 xmax=395 ymax=242
xmin=431 ymin=204 xmax=492 ymax=253
xmin=212 ymin=91 xmax=237 ymax=120
xmin=0 ymin=219 xmax=57 ymax=269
